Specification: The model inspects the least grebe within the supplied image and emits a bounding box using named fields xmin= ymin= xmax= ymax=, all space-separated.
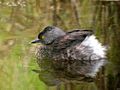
xmin=31 ymin=26 xmax=107 ymax=85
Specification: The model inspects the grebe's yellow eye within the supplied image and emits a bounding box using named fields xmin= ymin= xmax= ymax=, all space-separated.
xmin=41 ymin=35 xmax=45 ymax=39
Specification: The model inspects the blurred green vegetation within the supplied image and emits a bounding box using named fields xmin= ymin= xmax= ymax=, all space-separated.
xmin=0 ymin=0 xmax=120 ymax=90
xmin=0 ymin=0 xmax=48 ymax=90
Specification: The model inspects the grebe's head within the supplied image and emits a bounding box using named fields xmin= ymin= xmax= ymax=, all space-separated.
xmin=31 ymin=26 xmax=66 ymax=45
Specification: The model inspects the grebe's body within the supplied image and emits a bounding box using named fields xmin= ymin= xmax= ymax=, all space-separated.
xmin=32 ymin=26 xmax=107 ymax=85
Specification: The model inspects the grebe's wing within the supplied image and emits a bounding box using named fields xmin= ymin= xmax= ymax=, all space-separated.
xmin=52 ymin=30 xmax=93 ymax=50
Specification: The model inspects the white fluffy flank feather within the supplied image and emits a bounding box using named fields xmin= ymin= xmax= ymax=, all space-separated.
xmin=82 ymin=35 xmax=106 ymax=58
